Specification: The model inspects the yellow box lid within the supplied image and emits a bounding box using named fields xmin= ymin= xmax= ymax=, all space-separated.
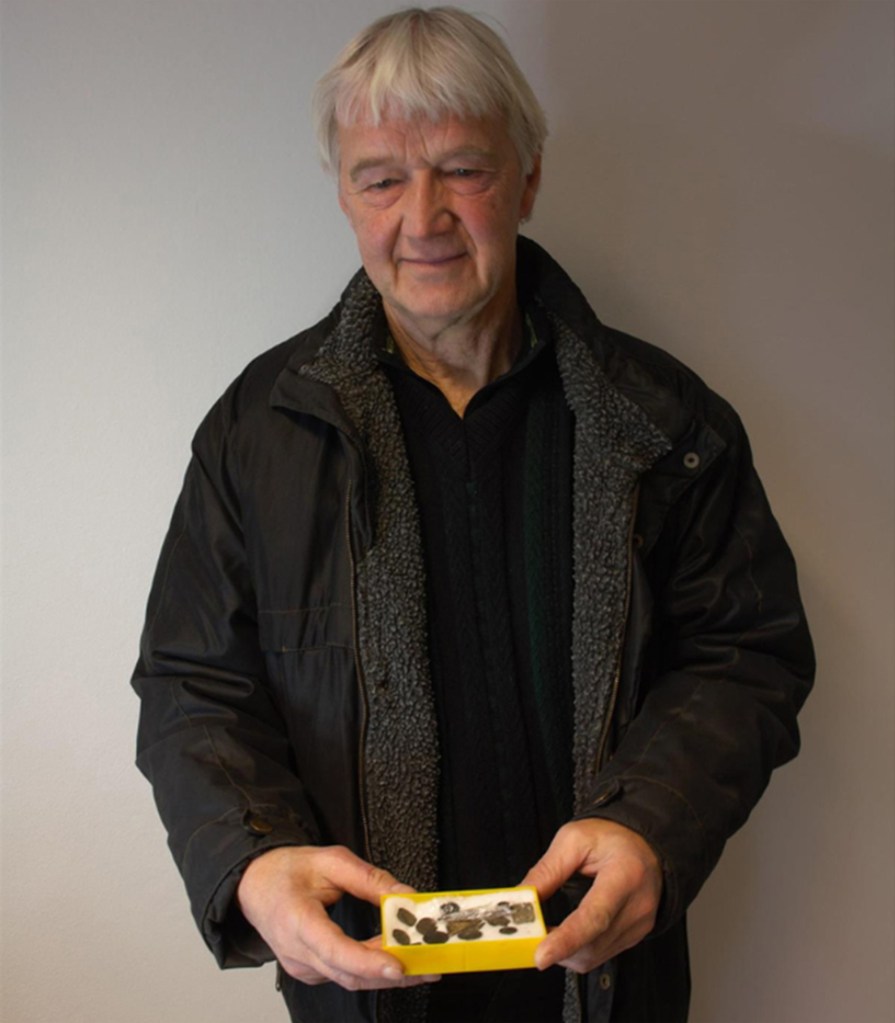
xmin=380 ymin=886 xmax=546 ymax=976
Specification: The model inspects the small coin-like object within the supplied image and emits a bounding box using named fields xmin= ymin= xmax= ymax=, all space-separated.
xmin=416 ymin=917 xmax=437 ymax=935
xmin=392 ymin=929 xmax=411 ymax=945
xmin=485 ymin=913 xmax=510 ymax=927
xmin=422 ymin=929 xmax=450 ymax=944
xmin=446 ymin=918 xmax=474 ymax=935
xmin=499 ymin=926 xmax=518 ymax=935
xmin=457 ymin=926 xmax=483 ymax=941
xmin=396 ymin=908 xmax=417 ymax=927
xmin=510 ymin=902 xmax=536 ymax=924
xmin=440 ymin=902 xmax=460 ymax=915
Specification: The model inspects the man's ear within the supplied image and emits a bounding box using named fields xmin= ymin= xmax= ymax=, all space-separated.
xmin=520 ymin=152 xmax=542 ymax=222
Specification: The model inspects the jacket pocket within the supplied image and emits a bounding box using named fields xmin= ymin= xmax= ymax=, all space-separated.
xmin=257 ymin=604 xmax=353 ymax=654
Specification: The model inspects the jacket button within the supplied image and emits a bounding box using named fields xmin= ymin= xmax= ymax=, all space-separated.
xmin=683 ymin=451 xmax=700 ymax=470
xmin=244 ymin=813 xmax=274 ymax=837
xmin=599 ymin=972 xmax=613 ymax=990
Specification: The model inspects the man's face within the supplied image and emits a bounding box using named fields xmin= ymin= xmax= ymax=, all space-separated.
xmin=337 ymin=114 xmax=540 ymax=338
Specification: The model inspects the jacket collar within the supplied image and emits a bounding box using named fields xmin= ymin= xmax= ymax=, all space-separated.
xmin=269 ymin=237 xmax=710 ymax=456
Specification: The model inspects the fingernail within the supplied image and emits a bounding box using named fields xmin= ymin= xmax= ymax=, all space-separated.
xmin=382 ymin=966 xmax=404 ymax=981
xmin=387 ymin=882 xmax=416 ymax=894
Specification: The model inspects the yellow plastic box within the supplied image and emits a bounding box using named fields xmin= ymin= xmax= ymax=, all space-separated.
xmin=380 ymin=886 xmax=546 ymax=975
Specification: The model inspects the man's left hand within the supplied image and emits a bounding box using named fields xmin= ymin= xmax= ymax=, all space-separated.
xmin=521 ymin=818 xmax=662 ymax=973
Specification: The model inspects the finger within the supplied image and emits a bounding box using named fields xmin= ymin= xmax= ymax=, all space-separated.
xmin=280 ymin=952 xmax=437 ymax=990
xmin=521 ymin=831 xmax=585 ymax=902
xmin=535 ymin=889 xmax=616 ymax=970
xmin=556 ymin=900 xmax=660 ymax=975
xmin=360 ymin=934 xmax=440 ymax=979
xmin=536 ymin=855 xmax=661 ymax=973
xmin=284 ymin=916 xmax=443 ymax=986
xmin=279 ymin=934 xmax=440 ymax=989
xmin=294 ymin=900 xmax=442 ymax=990
xmin=294 ymin=898 xmax=408 ymax=985
xmin=323 ymin=847 xmax=416 ymax=907
xmin=534 ymin=853 xmax=641 ymax=970
xmin=553 ymin=915 xmax=640 ymax=974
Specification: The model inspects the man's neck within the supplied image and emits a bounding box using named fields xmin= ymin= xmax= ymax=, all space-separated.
xmin=385 ymin=305 xmax=523 ymax=417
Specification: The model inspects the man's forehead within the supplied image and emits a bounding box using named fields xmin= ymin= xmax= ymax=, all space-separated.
xmin=337 ymin=114 xmax=508 ymax=173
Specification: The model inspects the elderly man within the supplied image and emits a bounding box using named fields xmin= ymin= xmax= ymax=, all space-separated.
xmin=133 ymin=8 xmax=813 ymax=1023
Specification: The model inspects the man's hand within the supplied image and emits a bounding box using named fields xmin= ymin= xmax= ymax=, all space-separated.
xmin=236 ymin=845 xmax=439 ymax=990
xmin=522 ymin=819 xmax=662 ymax=973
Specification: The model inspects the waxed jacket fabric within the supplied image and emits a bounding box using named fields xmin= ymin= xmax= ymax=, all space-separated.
xmin=133 ymin=238 xmax=814 ymax=1023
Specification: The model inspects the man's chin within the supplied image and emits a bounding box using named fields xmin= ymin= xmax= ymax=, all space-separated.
xmin=386 ymin=302 xmax=486 ymax=337
xmin=383 ymin=289 xmax=486 ymax=332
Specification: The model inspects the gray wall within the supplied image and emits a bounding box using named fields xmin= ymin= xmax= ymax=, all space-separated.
xmin=2 ymin=2 xmax=893 ymax=1021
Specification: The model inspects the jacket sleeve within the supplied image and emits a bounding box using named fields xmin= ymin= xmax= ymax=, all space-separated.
xmin=132 ymin=393 xmax=321 ymax=968
xmin=578 ymin=403 xmax=815 ymax=931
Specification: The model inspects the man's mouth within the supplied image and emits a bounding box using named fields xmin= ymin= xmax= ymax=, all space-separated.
xmin=400 ymin=252 xmax=466 ymax=267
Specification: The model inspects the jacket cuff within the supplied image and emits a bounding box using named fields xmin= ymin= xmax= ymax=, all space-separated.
xmin=574 ymin=773 xmax=709 ymax=934
xmin=186 ymin=804 xmax=318 ymax=968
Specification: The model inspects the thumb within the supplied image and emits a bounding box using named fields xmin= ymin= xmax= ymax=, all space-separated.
xmin=325 ymin=847 xmax=416 ymax=907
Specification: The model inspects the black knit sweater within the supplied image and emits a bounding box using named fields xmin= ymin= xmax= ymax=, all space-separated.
xmin=381 ymin=317 xmax=574 ymax=1021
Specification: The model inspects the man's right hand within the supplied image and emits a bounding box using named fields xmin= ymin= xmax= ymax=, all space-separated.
xmin=236 ymin=845 xmax=439 ymax=990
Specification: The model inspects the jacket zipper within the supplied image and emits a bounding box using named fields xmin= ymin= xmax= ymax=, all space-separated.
xmin=345 ymin=477 xmax=374 ymax=865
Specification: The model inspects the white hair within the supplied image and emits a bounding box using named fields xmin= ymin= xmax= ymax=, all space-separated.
xmin=312 ymin=6 xmax=548 ymax=175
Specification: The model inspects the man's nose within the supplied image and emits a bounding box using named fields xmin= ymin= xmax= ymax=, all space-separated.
xmin=402 ymin=173 xmax=452 ymax=237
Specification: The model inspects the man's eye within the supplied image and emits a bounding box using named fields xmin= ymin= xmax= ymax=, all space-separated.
xmin=368 ymin=178 xmax=398 ymax=191
xmin=450 ymin=168 xmax=478 ymax=178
